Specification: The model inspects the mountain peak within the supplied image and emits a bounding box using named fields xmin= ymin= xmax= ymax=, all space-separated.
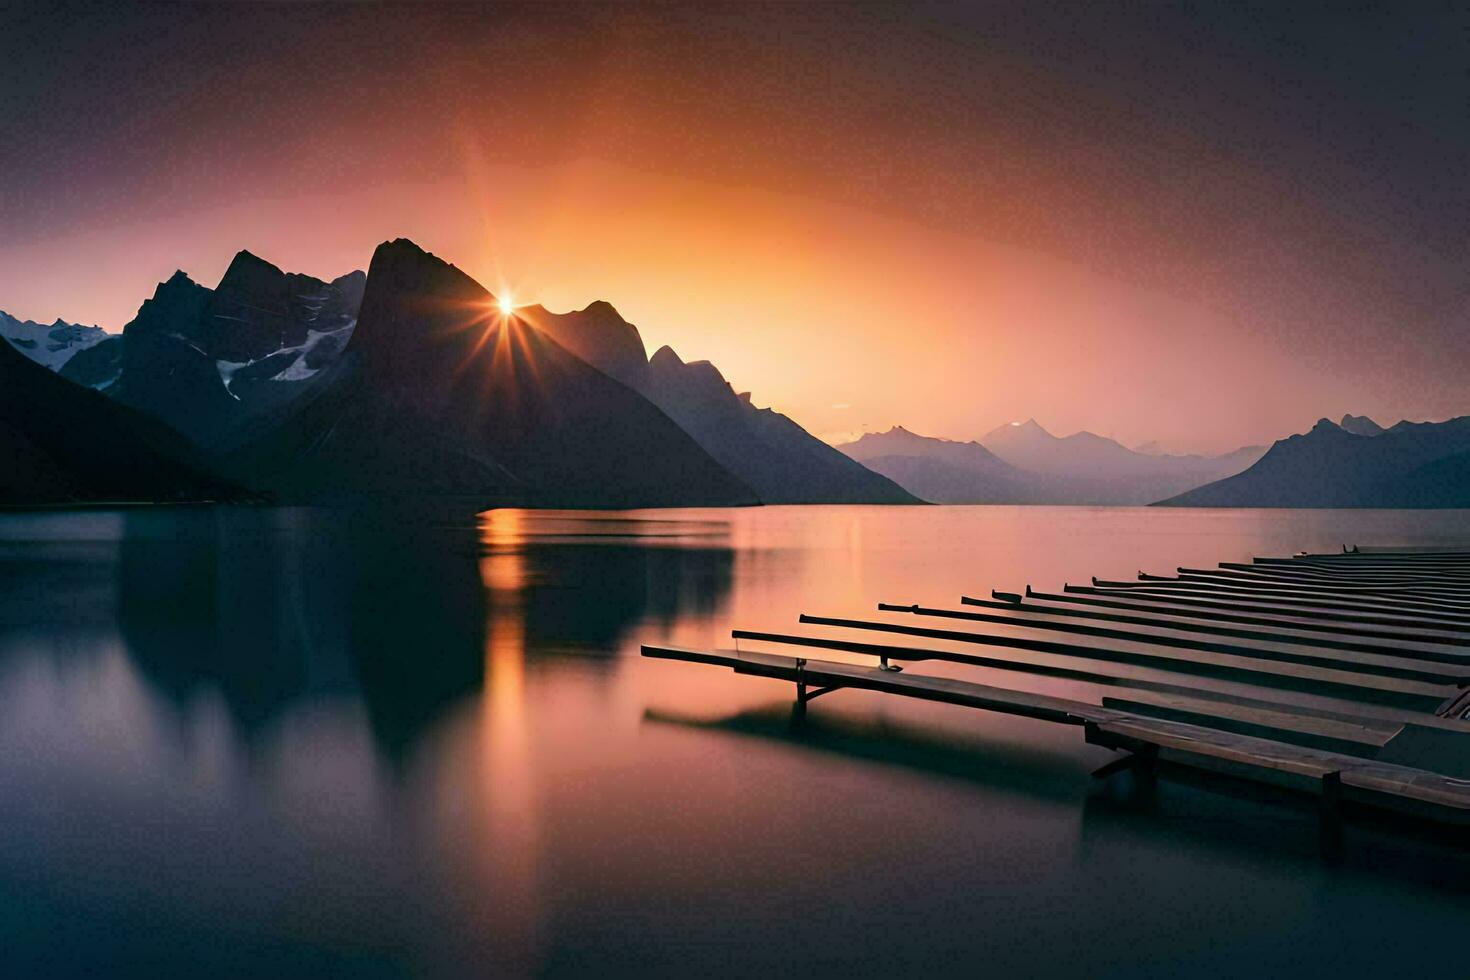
xmin=580 ymin=299 xmax=621 ymax=317
xmin=984 ymin=417 xmax=1052 ymax=442
xmin=219 ymin=248 xmax=286 ymax=286
xmin=517 ymin=297 xmax=650 ymax=390
xmin=650 ymin=344 xmax=684 ymax=368
xmin=1339 ymin=413 xmax=1385 ymax=437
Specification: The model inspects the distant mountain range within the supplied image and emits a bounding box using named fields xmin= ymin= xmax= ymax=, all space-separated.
xmin=837 ymin=427 xmax=1041 ymax=503
xmin=1159 ymin=414 xmax=1470 ymax=508
xmin=838 ymin=421 xmax=1266 ymax=505
xmin=1 ymin=243 xmax=1463 ymax=510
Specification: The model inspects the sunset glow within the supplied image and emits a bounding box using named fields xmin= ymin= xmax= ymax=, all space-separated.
xmin=2 ymin=4 xmax=1462 ymax=455
xmin=4 ymin=4 xmax=1469 ymax=974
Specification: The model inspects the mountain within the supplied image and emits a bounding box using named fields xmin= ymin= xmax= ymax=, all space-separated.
xmin=834 ymin=420 xmax=1266 ymax=504
xmin=59 ymin=336 xmax=124 ymax=389
xmin=984 ymin=418 xmax=1148 ymax=478
xmin=1339 ymin=413 xmax=1386 ymax=437
xmin=526 ymin=303 xmax=916 ymax=504
xmin=0 ymin=331 xmax=239 ymax=504
xmin=518 ymin=301 xmax=649 ymax=390
xmin=1158 ymin=416 xmax=1470 ymax=508
xmin=837 ymin=427 xmax=1036 ymax=503
xmin=977 ymin=419 xmax=1265 ymax=504
xmin=110 ymin=253 xmax=365 ymax=446
xmin=221 ymin=239 xmax=756 ymax=508
xmin=1 ymin=310 xmax=110 ymax=371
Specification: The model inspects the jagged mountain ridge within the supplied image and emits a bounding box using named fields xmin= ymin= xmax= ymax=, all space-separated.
xmin=221 ymin=239 xmax=757 ymax=508
xmin=526 ymin=303 xmax=917 ymax=504
xmin=110 ymin=253 xmax=365 ymax=446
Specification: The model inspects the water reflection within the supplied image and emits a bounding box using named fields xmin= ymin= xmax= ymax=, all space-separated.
xmin=62 ymin=507 xmax=740 ymax=761
xmin=3 ymin=505 xmax=1470 ymax=976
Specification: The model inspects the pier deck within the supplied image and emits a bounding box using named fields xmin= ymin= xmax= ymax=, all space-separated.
xmin=643 ymin=547 xmax=1470 ymax=830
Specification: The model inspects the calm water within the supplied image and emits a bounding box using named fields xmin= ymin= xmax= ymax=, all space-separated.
xmin=3 ymin=504 xmax=1470 ymax=977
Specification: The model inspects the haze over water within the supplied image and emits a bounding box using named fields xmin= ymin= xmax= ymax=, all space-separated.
xmin=3 ymin=504 xmax=1470 ymax=976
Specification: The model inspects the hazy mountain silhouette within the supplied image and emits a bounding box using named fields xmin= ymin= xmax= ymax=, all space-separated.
xmin=222 ymin=239 xmax=756 ymax=508
xmin=1 ymin=310 xmax=109 ymax=371
xmin=0 ymin=333 xmax=240 ymax=503
xmin=980 ymin=419 xmax=1265 ymax=503
xmin=526 ymin=302 xmax=915 ymax=503
xmin=838 ymin=421 xmax=1264 ymax=504
xmin=837 ymin=426 xmax=1036 ymax=503
xmin=110 ymin=254 xmax=364 ymax=445
xmin=1158 ymin=416 xmax=1470 ymax=507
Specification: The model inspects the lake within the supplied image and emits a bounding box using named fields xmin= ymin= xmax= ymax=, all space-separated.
xmin=3 ymin=504 xmax=1470 ymax=977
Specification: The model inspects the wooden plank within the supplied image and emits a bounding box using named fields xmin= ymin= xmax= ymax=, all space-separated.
xmin=1182 ymin=566 xmax=1470 ymax=593
xmin=641 ymin=643 xmax=1118 ymax=726
xmin=1085 ymin=582 xmax=1470 ymax=626
xmin=1222 ymin=561 xmax=1467 ymax=580
xmin=1343 ymin=547 xmax=1470 ymax=556
xmin=1219 ymin=561 xmax=1470 ymax=583
xmin=736 ymin=623 xmax=1455 ymax=710
xmin=861 ymin=605 xmax=1468 ymax=684
xmin=946 ymin=596 xmax=1470 ymax=665
xmin=1012 ymin=588 xmax=1470 ymax=646
xmin=1099 ymin=693 xmax=1399 ymax=753
xmin=1064 ymin=584 xmax=1470 ymax=636
xmin=1290 ymin=557 xmax=1470 ymax=571
xmin=730 ymin=628 xmax=1401 ymax=715
xmin=1300 ymin=549 xmax=1470 ymax=560
xmin=1092 ymin=718 xmax=1346 ymax=780
xmin=643 ymin=643 xmax=1470 ymax=820
xmin=1096 ymin=717 xmax=1470 ymax=814
xmin=1095 ymin=577 xmax=1470 ymax=617
xmin=1169 ymin=571 xmax=1470 ymax=603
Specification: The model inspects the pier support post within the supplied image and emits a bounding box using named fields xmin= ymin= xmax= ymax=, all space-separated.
xmin=1319 ymin=770 xmax=1344 ymax=856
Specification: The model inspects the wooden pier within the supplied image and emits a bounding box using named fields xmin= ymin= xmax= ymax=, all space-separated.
xmin=644 ymin=547 xmax=1470 ymax=831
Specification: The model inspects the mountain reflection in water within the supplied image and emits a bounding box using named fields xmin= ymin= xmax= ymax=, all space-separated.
xmin=91 ymin=508 xmax=735 ymax=758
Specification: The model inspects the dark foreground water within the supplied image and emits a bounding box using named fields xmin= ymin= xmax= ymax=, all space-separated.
xmin=3 ymin=505 xmax=1470 ymax=977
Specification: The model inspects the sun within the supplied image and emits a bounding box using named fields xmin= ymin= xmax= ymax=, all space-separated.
xmin=497 ymin=294 xmax=515 ymax=317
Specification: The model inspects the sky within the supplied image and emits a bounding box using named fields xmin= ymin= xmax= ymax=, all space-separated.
xmin=1 ymin=1 xmax=1465 ymax=454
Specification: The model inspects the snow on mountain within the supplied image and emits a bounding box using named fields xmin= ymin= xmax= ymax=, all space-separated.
xmin=0 ymin=311 xmax=111 ymax=371
xmin=111 ymin=255 xmax=366 ymax=445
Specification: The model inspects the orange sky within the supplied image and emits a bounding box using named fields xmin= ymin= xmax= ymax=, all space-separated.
xmin=1 ymin=3 xmax=1464 ymax=454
